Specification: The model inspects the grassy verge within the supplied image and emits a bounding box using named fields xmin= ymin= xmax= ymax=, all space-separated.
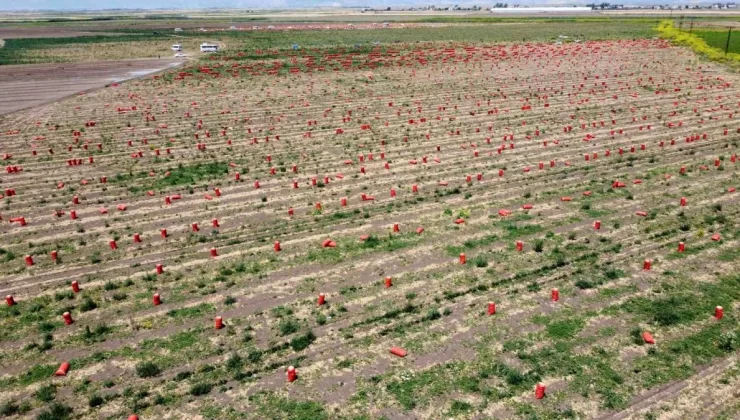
xmin=656 ymin=20 xmax=740 ymax=65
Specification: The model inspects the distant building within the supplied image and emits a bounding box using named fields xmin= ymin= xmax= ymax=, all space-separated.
xmin=490 ymin=6 xmax=593 ymax=13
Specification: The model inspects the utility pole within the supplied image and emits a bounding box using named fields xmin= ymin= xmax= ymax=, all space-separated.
xmin=726 ymin=27 xmax=733 ymax=55
xmin=689 ymin=18 xmax=694 ymax=34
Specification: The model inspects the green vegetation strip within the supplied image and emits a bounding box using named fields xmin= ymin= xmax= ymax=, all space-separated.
xmin=657 ymin=20 xmax=740 ymax=64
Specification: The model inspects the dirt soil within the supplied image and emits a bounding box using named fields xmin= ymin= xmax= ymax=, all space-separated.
xmin=0 ymin=58 xmax=183 ymax=115
xmin=0 ymin=28 xmax=130 ymax=39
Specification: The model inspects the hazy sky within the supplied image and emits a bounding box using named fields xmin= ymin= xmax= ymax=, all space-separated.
xmin=0 ymin=1 xmax=670 ymax=12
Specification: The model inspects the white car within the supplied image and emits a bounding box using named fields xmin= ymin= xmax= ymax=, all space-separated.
xmin=174 ymin=52 xmax=187 ymax=58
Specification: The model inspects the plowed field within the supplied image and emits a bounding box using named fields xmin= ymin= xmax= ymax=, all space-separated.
xmin=0 ymin=39 xmax=738 ymax=420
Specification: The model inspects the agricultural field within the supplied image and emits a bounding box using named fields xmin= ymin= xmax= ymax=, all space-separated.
xmin=0 ymin=20 xmax=658 ymax=64
xmin=0 ymin=21 xmax=739 ymax=420
xmin=692 ymin=28 xmax=740 ymax=55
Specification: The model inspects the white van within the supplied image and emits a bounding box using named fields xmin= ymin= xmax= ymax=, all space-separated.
xmin=171 ymin=44 xmax=182 ymax=51
xmin=200 ymin=43 xmax=219 ymax=53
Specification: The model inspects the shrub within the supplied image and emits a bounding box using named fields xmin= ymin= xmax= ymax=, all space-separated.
xmin=0 ymin=400 xmax=18 ymax=416
xmin=422 ymin=309 xmax=442 ymax=322
xmin=89 ymin=252 xmax=101 ymax=264
xmin=629 ymin=328 xmax=644 ymax=346
xmin=0 ymin=248 xmax=16 ymax=262
xmin=174 ymin=371 xmax=192 ymax=381
xmin=88 ymin=394 xmax=104 ymax=408
xmin=189 ymin=382 xmax=213 ymax=396
xmin=82 ymin=324 xmax=111 ymax=342
xmin=111 ymin=293 xmax=127 ymax=301
xmin=472 ymin=254 xmax=489 ymax=268
xmin=226 ymin=353 xmax=243 ymax=372
xmin=135 ymin=361 xmax=161 ymax=378
xmin=449 ymin=400 xmax=473 ymax=414
xmin=36 ymin=403 xmax=72 ymax=420
xmin=575 ymin=280 xmax=595 ymax=289
xmin=277 ymin=319 xmax=300 ymax=336
xmin=80 ymin=298 xmax=98 ymax=312
xmin=289 ymin=330 xmax=316 ymax=352
xmin=533 ymin=239 xmax=544 ymax=253
xmin=247 ymin=350 xmax=262 ymax=363
xmin=505 ymin=370 xmax=525 ymax=386
xmin=35 ymin=384 xmax=56 ymax=402
xmin=54 ymin=290 xmax=74 ymax=301
xmin=527 ymin=282 xmax=541 ymax=292
xmin=718 ymin=332 xmax=737 ymax=352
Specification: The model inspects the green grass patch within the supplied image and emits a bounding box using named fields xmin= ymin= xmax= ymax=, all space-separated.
xmin=166 ymin=303 xmax=216 ymax=319
xmin=113 ymin=162 xmax=230 ymax=194
xmin=694 ymin=29 xmax=740 ymax=55
xmin=632 ymin=322 xmax=739 ymax=389
xmin=304 ymin=233 xmax=422 ymax=264
xmin=498 ymin=220 xmax=544 ymax=240
xmin=249 ymin=392 xmax=329 ymax=420
xmin=385 ymin=362 xmax=481 ymax=410
xmin=546 ymin=319 xmax=586 ymax=339
xmin=445 ymin=234 xmax=499 ymax=257
xmin=621 ymin=275 xmax=740 ymax=326
xmin=717 ymin=247 xmax=740 ymax=262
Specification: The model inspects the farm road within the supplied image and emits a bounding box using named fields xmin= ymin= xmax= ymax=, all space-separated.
xmin=0 ymin=58 xmax=183 ymax=115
